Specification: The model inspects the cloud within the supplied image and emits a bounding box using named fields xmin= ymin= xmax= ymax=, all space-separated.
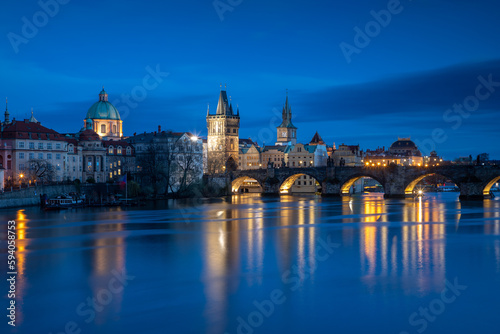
xmin=295 ymin=59 xmax=500 ymax=122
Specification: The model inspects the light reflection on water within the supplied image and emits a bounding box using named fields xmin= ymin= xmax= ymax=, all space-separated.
xmin=2 ymin=192 xmax=500 ymax=334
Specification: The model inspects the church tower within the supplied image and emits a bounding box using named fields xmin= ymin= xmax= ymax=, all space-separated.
xmin=276 ymin=91 xmax=297 ymax=145
xmin=206 ymin=88 xmax=240 ymax=173
xmin=4 ymin=98 xmax=10 ymax=124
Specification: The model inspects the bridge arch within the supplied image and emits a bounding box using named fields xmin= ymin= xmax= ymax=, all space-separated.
xmin=482 ymin=176 xmax=500 ymax=196
xmin=340 ymin=175 xmax=384 ymax=195
xmin=404 ymin=172 xmax=459 ymax=195
xmin=231 ymin=176 xmax=263 ymax=193
xmin=279 ymin=173 xmax=322 ymax=194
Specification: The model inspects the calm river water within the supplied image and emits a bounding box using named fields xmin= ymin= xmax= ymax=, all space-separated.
xmin=1 ymin=193 xmax=500 ymax=334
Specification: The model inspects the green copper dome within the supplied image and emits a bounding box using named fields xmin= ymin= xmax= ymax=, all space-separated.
xmin=86 ymin=101 xmax=121 ymax=120
xmin=86 ymin=88 xmax=121 ymax=120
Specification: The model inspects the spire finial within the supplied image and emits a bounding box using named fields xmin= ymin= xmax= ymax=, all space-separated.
xmin=5 ymin=97 xmax=8 ymax=112
xmin=31 ymin=107 xmax=33 ymax=116
xmin=225 ymin=83 xmax=227 ymax=90
xmin=220 ymin=83 xmax=222 ymax=90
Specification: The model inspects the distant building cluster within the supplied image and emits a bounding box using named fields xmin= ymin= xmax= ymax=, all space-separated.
xmin=204 ymin=89 xmax=446 ymax=193
xmin=0 ymin=86 xmax=456 ymax=192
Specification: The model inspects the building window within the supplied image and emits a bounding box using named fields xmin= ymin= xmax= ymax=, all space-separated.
xmin=56 ymin=143 xmax=61 ymax=149
xmin=38 ymin=153 xmax=43 ymax=159
xmin=114 ymin=162 xmax=117 ymax=167
xmin=110 ymin=172 xmax=113 ymax=179
xmin=101 ymin=124 xmax=106 ymax=133
xmin=29 ymin=142 xmax=34 ymax=149
xmin=47 ymin=153 xmax=52 ymax=159
xmin=19 ymin=164 xmax=24 ymax=170
xmin=47 ymin=143 xmax=52 ymax=150
xmin=117 ymin=146 xmax=122 ymax=154
xmin=19 ymin=142 xmax=25 ymax=148
xmin=118 ymin=169 xmax=121 ymax=175
xmin=118 ymin=160 xmax=121 ymax=166
xmin=113 ymin=125 xmax=117 ymax=133
xmin=298 ymin=181 xmax=301 ymax=185
xmin=56 ymin=165 xmax=61 ymax=171
xmin=126 ymin=147 xmax=131 ymax=155
xmin=56 ymin=154 xmax=61 ymax=160
xmin=38 ymin=143 xmax=43 ymax=149
xmin=19 ymin=153 xmax=24 ymax=159
xmin=109 ymin=146 xmax=113 ymax=154
xmin=73 ymin=166 xmax=75 ymax=172
xmin=29 ymin=153 xmax=34 ymax=160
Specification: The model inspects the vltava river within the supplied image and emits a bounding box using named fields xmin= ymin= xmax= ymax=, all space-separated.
xmin=1 ymin=193 xmax=500 ymax=334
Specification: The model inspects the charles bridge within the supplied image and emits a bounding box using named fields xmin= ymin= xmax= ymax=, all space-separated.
xmin=228 ymin=165 xmax=500 ymax=200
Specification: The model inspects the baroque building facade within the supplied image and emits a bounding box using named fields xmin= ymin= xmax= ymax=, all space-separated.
xmin=0 ymin=89 xmax=136 ymax=188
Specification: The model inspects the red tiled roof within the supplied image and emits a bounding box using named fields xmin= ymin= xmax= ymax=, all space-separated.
xmin=78 ymin=129 xmax=100 ymax=141
xmin=1 ymin=120 xmax=65 ymax=140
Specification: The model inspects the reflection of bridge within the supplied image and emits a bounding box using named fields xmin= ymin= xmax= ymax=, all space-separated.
xmin=230 ymin=165 xmax=500 ymax=199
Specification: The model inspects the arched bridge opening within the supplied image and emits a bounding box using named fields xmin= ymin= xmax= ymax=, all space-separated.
xmin=483 ymin=176 xmax=500 ymax=197
xmin=341 ymin=176 xmax=384 ymax=196
xmin=404 ymin=173 xmax=459 ymax=196
xmin=280 ymin=173 xmax=322 ymax=194
xmin=232 ymin=176 xmax=263 ymax=193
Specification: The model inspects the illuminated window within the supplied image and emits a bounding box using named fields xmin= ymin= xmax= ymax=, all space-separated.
xmin=101 ymin=124 xmax=106 ymax=133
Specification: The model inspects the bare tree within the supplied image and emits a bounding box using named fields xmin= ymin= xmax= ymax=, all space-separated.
xmin=27 ymin=159 xmax=56 ymax=184
xmin=175 ymin=150 xmax=202 ymax=195
xmin=162 ymin=140 xmax=177 ymax=195
xmin=137 ymin=143 xmax=167 ymax=197
xmin=207 ymin=150 xmax=226 ymax=175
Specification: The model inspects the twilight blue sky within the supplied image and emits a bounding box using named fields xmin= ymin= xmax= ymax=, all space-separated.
xmin=1 ymin=0 xmax=500 ymax=159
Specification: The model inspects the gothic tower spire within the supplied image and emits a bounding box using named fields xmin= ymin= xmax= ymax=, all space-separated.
xmin=276 ymin=90 xmax=297 ymax=145
xmin=207 ymin=86 xmax=240 ymax=173
xmin=4 ymin=98 xmax=10 ymax=124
